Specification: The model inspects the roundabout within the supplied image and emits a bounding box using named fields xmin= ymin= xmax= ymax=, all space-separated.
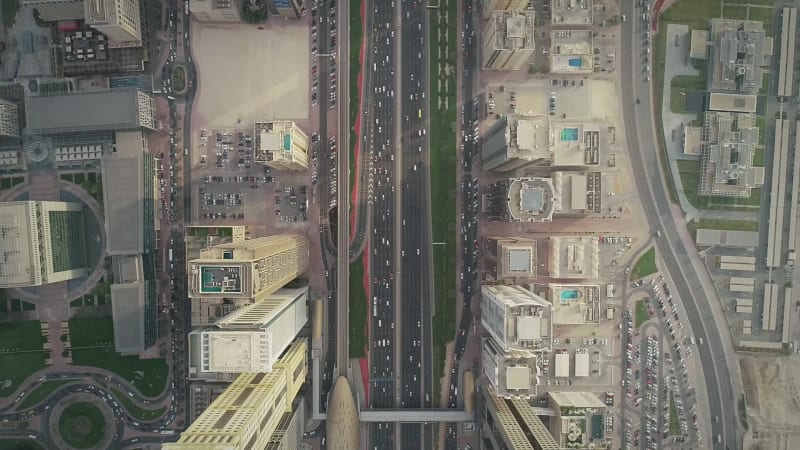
xmin=51 ymin=394 xmax=115 ymax=450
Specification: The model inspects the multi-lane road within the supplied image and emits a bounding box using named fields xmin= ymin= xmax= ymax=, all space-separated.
xmin=619 ymin=2 xmax=740 ymax=447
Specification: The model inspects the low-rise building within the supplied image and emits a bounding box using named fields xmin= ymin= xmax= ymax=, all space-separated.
xmin=551 ymin=0 xmax=593 ymax=25
xmin=190 ymin=0 xmax=240 ymax=22
xmin=254 ymin=121 xmax=309 ymax=171
xmin=480 ymin=380 xmax=560 ymax=450
xmin=547 ymin=391 xmax=609 ymax=449
xmin=547 ymin=236 xmax=600 ymax=280
xmin=0 ymin=201 xmax=88 ymax=288
xmin=699 ymin=111 xmax=764 ymax=198
xmin=708 ymin=18 xmax=772 ymax=94
xmin=550 ymin=30 xmax=593 ymax=74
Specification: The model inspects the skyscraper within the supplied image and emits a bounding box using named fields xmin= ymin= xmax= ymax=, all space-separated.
xmin=84 ymin=0 xmax=142 ymax=47
xmin=163 ymin=339 xmax=308 ymax=450
xmin=188 ymin=287 xmax=309 ymax=380
xmin=188 ymin=234 xmax=310 ymax=302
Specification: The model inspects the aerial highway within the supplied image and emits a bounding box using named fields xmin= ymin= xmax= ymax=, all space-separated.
xmin=398 ymin=0 xmax=434 ymax=448
xmin=362 ymin=0 xmax=399 ymax=446
xmin=620 ymin=2 xmax=740 ymax=447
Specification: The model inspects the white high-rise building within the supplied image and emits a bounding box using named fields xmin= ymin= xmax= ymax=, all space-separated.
xmin=84 ymin=0 xmax=142 ymax=47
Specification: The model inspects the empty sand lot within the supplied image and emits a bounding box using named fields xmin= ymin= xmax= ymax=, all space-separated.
xmin=190 ymin=22 xmax=310 ymax=128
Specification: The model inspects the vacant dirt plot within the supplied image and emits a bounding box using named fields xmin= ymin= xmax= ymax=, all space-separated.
xmin=740 ymin=356 xmax=800 ymax=450
xmin=191 ymin=21 xmax=310 ymax=128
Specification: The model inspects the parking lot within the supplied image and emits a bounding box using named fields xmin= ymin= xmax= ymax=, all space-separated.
xmin=191 ymin=127 xmax=311 ymax=235
xmin=622 ymin=276 xmax=702 ymax=450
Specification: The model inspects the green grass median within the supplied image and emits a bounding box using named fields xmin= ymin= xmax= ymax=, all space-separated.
xmin=429 ymin=0 xmax=458 ymax=403
xmin=635 ymin=299 xmax=649 ymax=329
xmin=18 ymin=381 xmax=74 ymax=410
xmin=110 ymin=387 xmax=167 ymax=421
xmin=631 ymin=247 xmax=657 ymax=281
xmin=349 ymin=259 xmax=367 ymax=358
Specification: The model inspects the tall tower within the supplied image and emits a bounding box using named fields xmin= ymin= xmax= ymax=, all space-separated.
xmin=84 ymin=0 xmax=142 ymax=47
xmin=188 ymin=234 xmax=310 ymax=302
xmin=163 ymin=339 xmax=308 ymax=450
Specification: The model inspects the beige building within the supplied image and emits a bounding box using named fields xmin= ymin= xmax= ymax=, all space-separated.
xmin=23 ymin=0 xmax=84 ymax=21
xmin=480 ymin=380 xmax=560 ymax=450
xmin=483 ymin=10 xmax=535 ymax=70
xmin=506 ymin=177 xmax=558 ymax=222
xmin=485 ymin=236 xmax=538 ymax=281
xmin=254 ymin=121 xmax=309 ymax=171
xmin=0 ymin=201 xmax=88 ymax=288
xmin=482 ymin=0 xmax=528 ymax=19
xmin=547 ymin=284 xmax=601 ymax=324
xmin=84 ymin=0 xmax=142 ymax=47
xmin=550 ymin=30 xmax=594 ymax=74
xmin=482 ymin=337 xmax=539 ymax=398
xmin=188 ymin=235 xmax=310 ymax=302
xmin=163 ymin=339 xmax=308 ymax=450
xmin=547 ymin=391 xmax=608 ymax=449
xmin=188 ymin=287 xmax=308 ymax=380
xmin=190 ymin=0 xmax=240 ymax=21
xmin=482 ymin=115 xmax=550 ymax=171
xmin=548 ymin=236 xmax=600 ymax=280
xmin=0 ymin=100 xmax=19 ymax=138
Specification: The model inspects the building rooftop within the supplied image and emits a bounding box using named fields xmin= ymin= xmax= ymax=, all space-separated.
xmin=0 ymin=202 xmax=38 ymax=286
xmin=683 ymin=126 xmax=703 ymax=155
xmin=481 ymin=285 xmax=552 ymax=353
xmin=695 ymin=229 xmax=759 ymax=247
xmin=549 ymin=391 xmax=606 ymax=409
xmin=102 ymin=154 xmax=145 ymax=254
xmin=25 ymin=89 xmax=153 ymax=135
xmin=708 ymin=92 xmax=758 ymax=113
xmin=549 ymin=284 xmax=601 ymax=324
xmin=551 ymin=0 xmax=593 ymax=25
xmin=690 ymin=29 xmax=709 ymax=59
xmin=550 ymin=30 xmax=593 ymax=73
xmin=110 ymin=256 xmax=145 ymax=355
xmin=549 ymin=236 xmax=600 ymax=279
xmin=700 ymin=111 xmax=763 ymax=197
xmin=327 ymin=377 xmax=360 ymax=450
xmin=507 ymin=177 xmax=557 ymax=222
xmin=709 ymin=19 xmax=771 ymax=94
xmin=487 ymin=237 xmax=538 ymax=281
xmin=550 ymin=122 xmax=601 ymax=166
xmin=490 ymin=10 xmax=536 ymax=51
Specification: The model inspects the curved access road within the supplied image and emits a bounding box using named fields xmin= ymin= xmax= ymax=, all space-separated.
xmin=620 ymin=2 xmax=742 ymax=448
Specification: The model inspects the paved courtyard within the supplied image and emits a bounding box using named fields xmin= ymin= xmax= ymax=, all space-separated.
xmin=190 ymin=21 xmax=310 ymax=129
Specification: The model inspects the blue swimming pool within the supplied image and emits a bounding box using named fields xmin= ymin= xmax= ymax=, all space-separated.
xmin=560 ymin=289 xmax=580 ymax=301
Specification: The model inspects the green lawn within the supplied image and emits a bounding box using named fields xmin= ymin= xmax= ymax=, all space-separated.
xmin=171 ymin=65 xmax=186 ymax=92
xmin=110 ymin=387 xmax=166 ymax=421
xmin=724 ymin=0 xmax=774 ymax=5
xmin=348 ymin=259 xmax=366 ymax=358
xmin=58 ymin=402 xmax=106 ymax=449
xmin=695 ymin=218 xmax=759 ymax=232
xmin=0 ymin=353 xmax=47 ymax=398
xmin=70 ymin=349 xmax=168 ymax=398
xmin=631 ymin=247 xmax=658 ymax=281
xmin=661 ymin=0 xmax=722 ymax=29
xmin=17 ymin=380 xmax=74 ymax=410
xmin=747 ymin=7 xmax=774 ymax=29
xmin=1 ymin=0 xmax=17 ymax=28
xmin=68 ymin=317 xmax=168 ymax=397
xmin=0 ymin=321 xmax=44 ymax=351
xmin=669 ymin=88 xmax=689 ymax=114
xmin=723 ymin=5 xmax=749 ymax=20
xmin=669 ymin=392 xmax=681 ymax=435
xmin=0 ymin=439 xmax=45 ymax=450
xmin=756 ymin=115 xmax=765 ymax=146
xmin=635 ymin=299 xmax=650 ymax=329
xmin=68 ymin=317 xmax=115 ymax=347
xmin=348 ymin=0 xmax=363 ymax=192
xmin=671 ymin=75 xmax=707 ymax=91
xmin=753 ymin=145 xmax=765 ymax=166
xmin=430 ymin=0 xmax=458 ymax=405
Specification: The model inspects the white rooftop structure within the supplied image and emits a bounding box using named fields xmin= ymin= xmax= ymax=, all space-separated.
xmin=481 ymin=285 xmax=553 ymax=354
xmin=189 ymin=287 xmax=308 ymax=378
